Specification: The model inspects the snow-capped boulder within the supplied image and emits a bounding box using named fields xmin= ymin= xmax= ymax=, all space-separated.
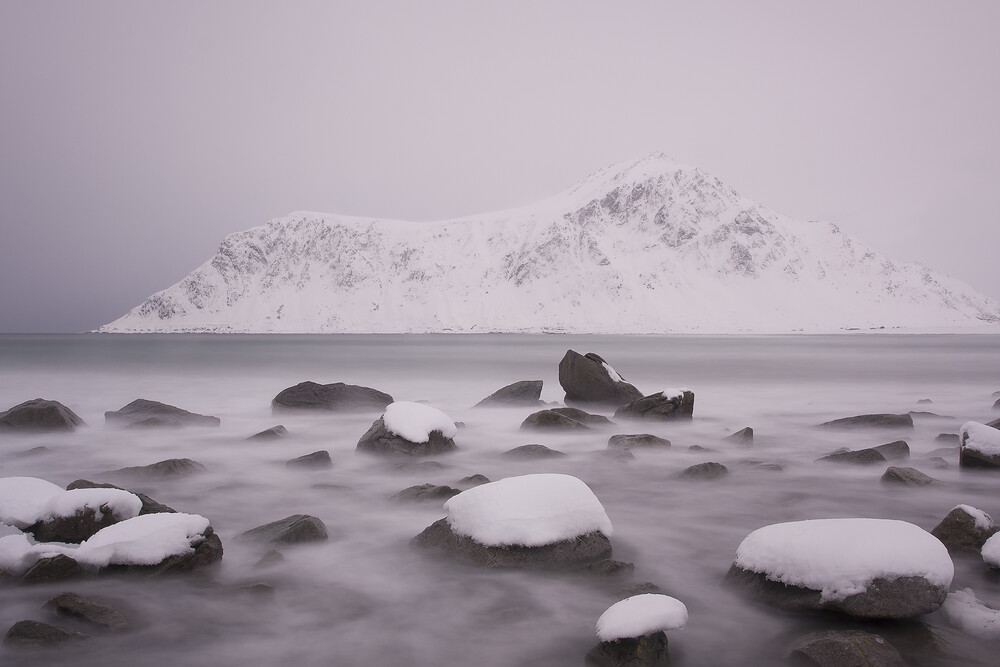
xmin=930 ymin=505 xmax=998 ymax=554
xmin=105 ymin=398 xmax=220 ymax=428
xmin=608 ymin=434 xmax=671 ymax=450
xmin=558 ymin=351 xmax=642 ymax=408
xmin=412 ymin=473 xmax=613 ymax=568
xmin=520 ymin=409 xmax=592 ymax=432
xmin=585 ymin=594 xmax=687 ymax=667
xmin=819 ymin=413 xmax=914 ymax=429
xmin=959 ymin=421 xmax=1000 ymax=468
xmin=271 ymin=381 xmax=392 ymax=413
xmin=473 ymin=380 xmax=544 ymax=407
xmin=25 ymin=487 xmax=143 ymax=544
xmin=880 ymin=466 xmax=934 ymax=486
xmin=357 ymin=402 xmax=458 ymax=456
xmin=237 ymin=514 xmax=329 ymax=545
xmin=0 ymin=399 xmax=86 ymax=432
xmin=66 ymin=479 xmax=175 ymax=515
xmin=982 ymin=533 xmax=1000 ymax=568
xmin=788 ymin=630 xmax=903 ymax=667
xmin=727 ymin=518 xmax=954 ymax=618
xmin=614 ymin=389 xmax=694 ymax=421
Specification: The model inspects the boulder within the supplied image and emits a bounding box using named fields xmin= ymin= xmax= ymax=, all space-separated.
xmin=3 ymin=620 xmax=89 ymax=648
xmin=356 ymin=416 xmax=457 ymax=456
xmin=248 ymin=425 xmax=288 ymax=441
xmin=285 ymin=450 xmax=333 ymax=469
xmin=679 ymin=462 xmax=729 ymax=480
xmin=930 ymin=505 xmax=999 ymax=554
xmin=819 ymin=414 xmax=914 ymax=429
xmin=880 ymin=466 xmax=934 ymax=486
xmin=608 ymin=434 xmax=671 ymax=450
xmin=724 ymin=427 xmax=753 ymax=444
xmin=614 ymin=391 xmax=695 ymax=422
xmin=520 ymin=409 xmax=591 ymax=432
xmin=585 ymin=632 xmax=669 ymax=667
xmin=873 ymin=440 xmax=910 ymax=461
xmin=788 ymin=630 xmax=903 ymax=667
xmin=935 ymin=433 xmax=959 ymax=443
xmin=995 ymin=398 xmax=1000 ymax=410
xmin=105 ymin=398 xmax=220 ymax=428
xmin=458 ymin=474 xmax=490 ymax=487
xmin=558 ymin=350 xmax=642 ymax=407
xmin=19 ymin=555 xmax=84 ymax=585
xmin=46 ymin=592 xmax=130 ymax=632
xmin=25 ymin=505 xmax=123 ymax=544
xmin=960 ymin=421 xmax=1000 ymax=468
xmin=473 ymin=380 xmax=544 ymax=407
xmin=110 ymin=458 xmax=206 ymax=478
xmin=238 ymin=514 xmax=329 ymax=545
xmin=550 ymin=407 xmax=613 ymax=425
xmin=412 ymin=518 xmax=611 ymax=568
xmin=988 ymin=417 xmax=1000 ymax=429
xmin=501 ymin=444 xmax=566 ymax=459
xmin=817 ymin=448 xmax=886 ymax=465
xmin=66 ymin=480 xmax=175 ymax=515
xmin=0 ymin=399 xmax=86 ymax=432
xmin=271 ymin=381 xmax=392 ymax=413
xmin=255 ymin=550 xmax=284 ymax=568
xmin=578 ymin=559 xmax=635 ymax=577
xmin=393 ymin=484 xmax=461 ymax=502
xmin=140 ymin=527 xmax=223 ymax=575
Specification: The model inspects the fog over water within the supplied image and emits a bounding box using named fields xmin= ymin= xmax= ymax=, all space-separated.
xmin=1 ymin=334 xmax=999 ymax=665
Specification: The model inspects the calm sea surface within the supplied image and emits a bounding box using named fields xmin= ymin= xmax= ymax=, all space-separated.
xmin=1 ymin=334 xmax=999 ymax=665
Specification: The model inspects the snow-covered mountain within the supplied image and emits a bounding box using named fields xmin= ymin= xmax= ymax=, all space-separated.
xmin=100 ymin=154 xmax=1000 ymax=333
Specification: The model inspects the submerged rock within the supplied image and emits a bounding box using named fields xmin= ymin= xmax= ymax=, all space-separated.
xmin=271 ymin=381 xmax=392 ymax=413
xmin=819 ymin=414 xmax=914 ymax=429
xmin=614 ymin=390 xmax=695 ymax=422
xmin=3 ymin=620 xmax=89 ymax=648
xmin=873 ymin=440 xmax=910 ymax=461
xmin=0 ymin=399 xmax=86 ymax=432
xmin=20 ymin=555 xmax=84 ymax=585
xmin=935 ymin=433 xmax=960 ymax=443
xmin=473 ymin=380 xmax=544 ymax=407
xmin=248 ymin=425 xmax=288 ymax=441
xmin=585 ymin=632 xmax=669 ymax=667
xmin=679 ymin=462 xmax=729 ymax=480
xmin=285 ymin=450 xmax=333 ymax=469
xmin=788 ymin=630 xmax=903 ymax=667
xmin=550 ymin=407 xmax=613 ymax=425
xmin=930 ymin=505 xmax=999 ymax=554
xmin=110 ymin=458 xmax=206 ymax=478
xmin=105 ymin=398 xmax=220 ymax=428
xmin=46 ymin=592 xmax=130 ymax=632
xmin=816 ymin=448 xmax=886 ymax=465
xmin=520 ymin=409 xmax=592 ymax=432
xmin=393 ymin=484 xmax=461 ymax=502
xmin=608 ymin=434 xmax=671 ymax=450
xmin=558 ymin=350 xmax=643 ymax=408
xmin=238 ymin=515 xmax=329 ymax=545
xmin=724 ymin=427 xmax=754 ymax=444
xmin=458 ymin=474 xmax=490 ymax=488
xmin=501 ymin=444 xmax=566 ymax=459
xmin=880 ymin=466 xmax=934 ymax=486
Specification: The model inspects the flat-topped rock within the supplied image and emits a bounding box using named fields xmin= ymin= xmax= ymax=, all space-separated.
xmin=550 ymin=407 xmax=613 ymax=425
xmin=608 ymin=434 xmax=671 ymax=450
xmin=474 ymin=380 xmax=544 ymax=407
xmin=614 ymin=390 xmax=694 ymax=422
xmin=0 ymin=399 xmax=86 ymax=432
xmin=393 ymin=484 xmax=461 ymax=502
xmin=558 ymin=350 xmax=643 ymax=408
xmin=817 ymin=448 xmax=886 ymax=465
xmin=819 ymin=413 xmax=913 ymax=429
xmin=109 ymin=458 xmax=206 ymax=478
xmin=880 ymin=466 xmax=934 ymax=486
xmin=502 ymin=444 xmax=566 ymax=459
xmin=271 ymin=381 xmax=392 ymax=413
xmin=105 ymin=399 xmax=219 ymax=428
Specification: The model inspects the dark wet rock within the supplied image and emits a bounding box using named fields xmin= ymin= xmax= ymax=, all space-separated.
xmin=285 ymin=450 xmax=333 ymax=469
xmin=458 ymin=474 xmax=490 ymax=487
xmin=255 ymin=550 xmax=284 ymax=568
xmin=66 ymin=479 xmax=175 ymax=515
xmin=550 ymin=407 xmax=613 ymax=426
xmin=271 ymin=381 xmax=392 ymax=413
xmin=608 ymin=434 xmax=671 ymax=450
xmin=614 ymin=391 xmax=695 ymax=422
xmin=788 ymin=629 xmax=903 ymax=667
xmin=578 ymin=559 xmax=635 ymax=577
xmin=520 ymin=409 xmax=592 ymax=432
xmin=238 ymin=515 xmax=329 ymax=545
xmin=994 ymin=398 xmax=1000 ymax=410
xmin=237 ymin=583 xmax=275 ymax=597
xmin=0 ymin=398 xmax=86 ymax=432
xmin=25 ymin=506 xmax=122 ymax=544
xmin=46 ymin=592 xmax=130 ymax=632
xmin=679 ymin=462 xmax=729 ymax=480
xmin=688 ymin=445 xmax=713 ymax=452
xmin=248 ymin=425 xmax=288 ymax=441
xmin=817 ymin=448 xmax=886 ymax=465
xmin=924 ymin=457 xmax=949 ymax=469
xmin=917 ymin=398 xmax=933 ymax=404
xmin=726 ymin=565 xmax=948 ymax=619
xmin=960 ymin=428 xmax=1000 ymax=468
xmin=724 ymin=426 xmax=754 ymax=444
xmin=558 ymin=350 xmax=643 ymax=408
xmin=873 ymin=440 xmax=909 ymax=461
xmin=393 ymin=484 xmax=461 ymax=502
xmin=502 ymin=444 xmax=566 ymax=459
xmin=987 ymin=417 xmax=1000 ymax=429
xmin=105 ymin=398 xmax=220 ymax=428
xmin=585 ymin=631 xmax=669 ymax=667
xmin=930 ymin=506 xmax=999 ymax=554
xmin=357 ymin=416 xmax=457 ymax=457
xmin=474 ymin=380 xmax=544 ymax=407
xmin=819 ymin=414 xmax=914 ymax=429
xmin=3 ymin=620 xmax=89 ymax=647
xmin=20 ymin=555 xmax=84 ymax=585
xmin=880 ymin=466 xmax=934 ymax=486
xmin=110 ymin=458 xmax=206 ymax=478
xmin=412 ymin=518 xmax=611 ymax=569
xmin=935 ymin=433 xmax=959 ymax=443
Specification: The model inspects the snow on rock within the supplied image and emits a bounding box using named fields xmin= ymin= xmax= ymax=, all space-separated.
xmin=444 ymin=473 xmax=612 ymax=547
xmin=943 ymin=588 xmax=1000 ymax=638
xmin=40 ymin=488 xmax=142 ymax=523
xmin=596 ymin=594 xmax=688 ymax=641
xmin=660 ymin=388 xmax=686 ymax=400
xmin=0 ymin=477 xmax=65 ymax=528
xmin=956 ymin=504 xmax=994 ymax=532
xmin=734 ymin=518 xmax=954 ymax=602
xmin=601 ymin=362 xmax=624 ymax=384
xmin=0 ymin=527 xmax=33 ymax=574
xmin=383 ymin=401 xmax=457 ymax=443
xmin=960 ymin=421 xmax=1000 ymax=467
xmin=982 ymin=533 xmax=1000 ymax=568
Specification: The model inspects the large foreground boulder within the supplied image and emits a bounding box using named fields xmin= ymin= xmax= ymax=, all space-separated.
xmin=271 ymin=381 xmax=392 ymax=413
xmin=357 ymin=402 xmax=458 ymax=456
xmin=727 ymin=518 xmax=953 ymax=619
xmin=959 ymin=421 xmax=1000 ymax=468
xmin=558 ymin=351 xmax=642 ymax=408
xmin=474 ymin=380 xmax=544 ymax=407
xmin=105 ymin=399 xmax=220 ymax=428
xmin=614 ymin=390 xmax=694 ymax=421
xmin=0 ymin=399 xmax=86 ymax=432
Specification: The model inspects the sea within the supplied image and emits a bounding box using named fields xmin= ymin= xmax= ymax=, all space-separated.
xmin=1 ymin=333 xmax=999 ymax=666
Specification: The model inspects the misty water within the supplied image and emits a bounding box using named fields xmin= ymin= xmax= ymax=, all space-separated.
xmin=1 ymin=334 xmax=999 ymax=666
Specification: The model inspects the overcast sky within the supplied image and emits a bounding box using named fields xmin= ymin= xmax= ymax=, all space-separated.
xmin=1 ymin=1 xmax=998 ymax=333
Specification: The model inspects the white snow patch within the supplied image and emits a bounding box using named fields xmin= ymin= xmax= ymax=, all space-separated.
xmin=383 ymin=401 xmax=457 ymax=444
xmin=961 ymin=421 xmax=1000 ymax=457
xmin=982 ymin=532 xmax=1000 ymax=568
xmin=41 ymin=488 xmax=142 ymax=523
xmin=444 ymin=473 xmax=613 ymax=547
xmin=734 ymin=518 xmax=954 ymax=602
xmin=601 ymin=362 xmax=624 ymax=383
xmin=0 ymin=477 xmax=64 ymax=528
xmin=943 ymin=588 xmax=1000 ymax=638
xmin=596 ymin=594 xmax=688 ymax=641
xmin=660 ymin=388 xmax=686 ymax=400
xmin=955 ymin=504 xmax=995 ymax=532
xmin=0 ymin=529 xmax=33 ymax=574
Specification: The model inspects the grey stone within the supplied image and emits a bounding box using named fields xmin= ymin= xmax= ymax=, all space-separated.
xmin=934 ymin=433 xmax=959 ymax=443
xmin=285 ymin=450 xmax=333 ymax=469
xmin=20 ymin=555 xmax=84 ymax=585
xmin=0 ymin=398 xmax=86 ymax=432
xmin=616 ymin=582 xmax=664 ymax=600
xmin=520 ymin=409 xmax=591 ymax=432
xmin=135 ymin=527 xmax=223 ymax=575
xmin=679 ymin=461 xmax=729 ymax=480
xmin=725 ymin=426 xmax=754 ymax=444
xmin=474 ymin=380 xmax=544 ymax=407
xmin=880 ymin=466 xmax=934 ymax=486
xmin=393 ymin=484 xmax=461 ymax=502
xmin=501 ymin=444 xmax=566 ymax=459
xmin=412 ymin=518 xmax=611 ymax=569
xmin=46 ymin=592 xmax=130 ymax=631
xmin=458 ymin=474 xmax=490 ymax=487
xmin=930 ymin=506 xmax=999 ymax=554
xmin=549 ymin=407 xmax=613 ymax=425
xmin=105 ymin=398 xmax=220 ymax=428
xmin=614 ymin=391 xmax=695 ymax=422
xmin=873 ymin=440 xmax=909 ymax=461
xmin=238 ymin=514 xmax=329 ymax=545
xmin=248 ymin=425 xmax=288 ymax=440
xmin=255 ymin=550 xmax=284 ymax=568
xmin=66 ymin=479 xmax=175 ymax=515
xmin=3 ymin=620 xmax=89 ymax=648
xmin=271 ymin=381 xmax=392 ymax=413
xmin=819 ymin=414 xmax=914 ymax=429
xmin=988 ymin=417 xmax=1000 ymax=429
xmin=817 ymin=448 xmax=886 ymax=465
xmin=608 ymin=434 xmax=671 ymax=450
xmin=357 ymin=416 xmax=457 ymax=456
xmin=578 ymin=559 xmax=635 ymax=577
xmin=585 ymin=631 xmax=669 ymax=667
xmin=788 ymin=629 xmax=903 ymax=667
xmin=558 ymin=350 xmax=643 ymax=408
xmin=110 ymin=458 xmax=206 ymax=478
xmin=25 ymin=505 xmax=121 ymax=544
xmin=917 ymin=398 xmax=933 ymax=404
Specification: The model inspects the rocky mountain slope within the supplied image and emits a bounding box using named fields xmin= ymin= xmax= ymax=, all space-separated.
xmin=100 ymin=154 xmax=1000 ymax=333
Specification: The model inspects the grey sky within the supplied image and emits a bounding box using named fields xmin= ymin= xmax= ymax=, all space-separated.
xmin=1 ymin=1 xmax=998 ymax=333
